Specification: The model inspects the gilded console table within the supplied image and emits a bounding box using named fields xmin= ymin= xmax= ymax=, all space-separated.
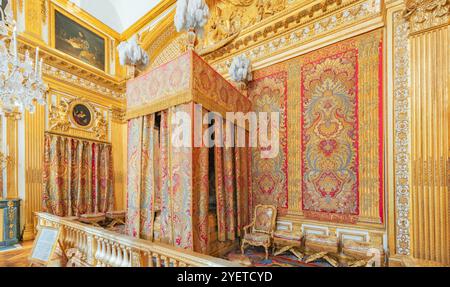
xmin=0 ymin=199 xmax=21 ymax=248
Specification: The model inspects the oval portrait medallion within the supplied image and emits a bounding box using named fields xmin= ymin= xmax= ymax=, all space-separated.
xmin=72 ymin=103 xmax=92 ymax=127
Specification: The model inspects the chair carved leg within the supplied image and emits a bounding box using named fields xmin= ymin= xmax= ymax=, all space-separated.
xmin=264 ymin=246 xmax=269 ymax=260
xmin=241 ymin=241 xmax=246 ymax=255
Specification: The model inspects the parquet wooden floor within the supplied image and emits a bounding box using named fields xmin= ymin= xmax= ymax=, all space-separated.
xmin=0 ymin=241 xmax=33 ymax=267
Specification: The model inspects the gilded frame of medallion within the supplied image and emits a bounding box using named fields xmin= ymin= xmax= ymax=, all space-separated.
xmin=46 ymin=89 xmax=111 ymax=143
xmin=68 ymin=99 xmax=96 ymax=130
xmin=48 ymin=2 xmax=110 ymax=73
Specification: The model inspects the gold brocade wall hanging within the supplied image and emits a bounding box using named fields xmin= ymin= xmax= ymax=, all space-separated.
xmin=249 ymin=29 xmax=384 ymax=225
xmin=46 ymin=92 xmax=110 ymax=142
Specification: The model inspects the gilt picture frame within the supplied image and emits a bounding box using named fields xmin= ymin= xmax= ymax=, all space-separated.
xmin=50 ymin=5 xmax=109 ymax=72
xmin=68 ymin=100 xmax=95 ymax=129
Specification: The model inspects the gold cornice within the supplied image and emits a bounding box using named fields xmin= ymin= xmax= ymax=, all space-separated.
xmin=17 ymin=35 xmax=126 ymax=99
xmin=119 ymin=0 xmax=176 ymax=41
xmin=210 ymin=0 xmax=382 ymax=74
xmin=45 ymin=77 xmax=125 ymax=109
xmin=203 ymin=0 xmax=350 ymax=62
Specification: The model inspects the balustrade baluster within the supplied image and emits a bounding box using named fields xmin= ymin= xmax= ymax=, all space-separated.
xmin=120 ymin=247 xmax=130 ymax=267
xmin=104 ymin=241 xmax=112 ymax=267
xmin=99 ymin=239 xmax=107 ymax=266
xmin=94 ymin=237 xmax=101 ymax=266
xmin=109 ymin=243 xmax=117 ymax=267
xmin=115 ymin=244 xmax=124 ymax=267
xmin=35 ymin=213 xmax=236 ymax=268
xmin=147 ymin=252 xmax=154 ymax=267
xmin=156 ymin=255 xmax=161 ymax=267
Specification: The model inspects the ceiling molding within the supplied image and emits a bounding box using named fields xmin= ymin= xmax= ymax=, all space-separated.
xmin=119 ymin=0 xmax=176 ymax=41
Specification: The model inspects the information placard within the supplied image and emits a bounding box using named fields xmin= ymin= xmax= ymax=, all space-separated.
xmin=29 ymin=226 xmax=61 ymax=266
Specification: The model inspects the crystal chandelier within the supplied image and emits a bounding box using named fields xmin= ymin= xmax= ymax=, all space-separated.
xmin=0 ymin=6 xmax=47 ymax=114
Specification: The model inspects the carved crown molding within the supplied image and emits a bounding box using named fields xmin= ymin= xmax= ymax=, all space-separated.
xmin=210 ymin=0 xmax=381 ymax=75
xmin=203 ymin=0 xmax=353 ymax=63
xmin=403 ymin=0 xmax=450 ymax=33
xmin=18 ymin=36 xmax=126 ymax=101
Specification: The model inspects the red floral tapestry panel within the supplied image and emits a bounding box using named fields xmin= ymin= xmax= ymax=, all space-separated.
xmin=301 ymin=50 xmax=359 ymax=222
xmin=248 ymin=71 xmax=288 ymax=211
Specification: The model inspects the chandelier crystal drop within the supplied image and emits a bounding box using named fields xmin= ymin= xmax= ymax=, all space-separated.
xmin=0 ymin=6 xmax=47 ymax=114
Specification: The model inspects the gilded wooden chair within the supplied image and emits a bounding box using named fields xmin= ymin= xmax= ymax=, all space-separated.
xmin=241 ymin=204 xmax=277 ymax=260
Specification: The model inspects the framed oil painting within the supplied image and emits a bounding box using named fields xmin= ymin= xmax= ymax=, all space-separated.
xmin=69 ymin=100 xmax=95 ymax=129
xmin=54 ymin=10 xmax=106 ymax=71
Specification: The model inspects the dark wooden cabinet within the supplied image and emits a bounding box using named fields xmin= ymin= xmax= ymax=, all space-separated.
xmin=0 ymin=199 xmax=20 ymax=248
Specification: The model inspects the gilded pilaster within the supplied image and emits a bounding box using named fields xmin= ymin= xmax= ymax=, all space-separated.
xmin=111 ymin=108 xmax=127 ymax=210
xmin=22 ymin=106 xmax=45 ymax=241
xmin=23 ymin=0 xmax=46 ymax=44
xmin=403 ymin=0 xmax=450 ymax=264
xmin=5 ymin=112 xmax=20 ymax=199
xmin=386 ymin=0 xmax=412 ymax=260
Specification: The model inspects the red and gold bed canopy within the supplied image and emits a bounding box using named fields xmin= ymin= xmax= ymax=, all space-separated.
xmin=125 ymin=50 xmax=253 ymax=255
xmin=126 ymin=50 xmax=252 ymax=120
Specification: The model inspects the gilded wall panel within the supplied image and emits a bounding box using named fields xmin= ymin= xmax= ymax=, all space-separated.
xmin=23 ymin=105 xmax=46 ymax=240
xmin=406 ymin=2 xmax=450 ymax=263
xmin=46 ymin=91 xmax=111 ymax=143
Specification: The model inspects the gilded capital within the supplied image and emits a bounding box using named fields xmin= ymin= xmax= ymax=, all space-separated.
xmin=112 ymin=107 xmax=127 ymax=123
xmin=403 ymin=0 xmax=449 ymax=33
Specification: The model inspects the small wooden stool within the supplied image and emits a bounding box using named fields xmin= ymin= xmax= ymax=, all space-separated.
xmin=272 ymin=230 xmax=303 ymax=260
xmin=304 ymin=234 xmax=339 ymax=267
xmin=79 ymin=213 xmax=105 ymax=227
xmin=105 ymin=211 xmax=126 ymax=228
xmin=342 ymin=239 xmax=385 ymax=267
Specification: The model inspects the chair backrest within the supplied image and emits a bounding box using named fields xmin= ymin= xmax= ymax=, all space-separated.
xmin=253 ymin=205 xmax=277 ymax=234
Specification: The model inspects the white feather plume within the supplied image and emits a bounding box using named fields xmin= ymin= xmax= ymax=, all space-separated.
xmin=229 ymin=55 xmax=253 ymax=83
xmin=174 ymin=0 xmax=209 ymax=38
xmin=117 ymin=35 xmax=149 ymax=68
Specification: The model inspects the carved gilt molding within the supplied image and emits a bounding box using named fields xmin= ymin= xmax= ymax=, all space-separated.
xmin=111 ymin=108 xmax=127 ymax=124
xmin=208 ymin=0 xmax=382 ymax=74
xmin=393 ymin=10 xmax=412 ymax=256
xmin=48 ymin=97 xmax=109 ymax=142
xmin=403 ymin=0 xmax=450 ymax=33
xmin=18 ymin=38 xmax=126 ymax=101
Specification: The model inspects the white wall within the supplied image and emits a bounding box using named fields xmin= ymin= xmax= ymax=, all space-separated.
xmin=68 ymin=0 xmax=162 ymax=33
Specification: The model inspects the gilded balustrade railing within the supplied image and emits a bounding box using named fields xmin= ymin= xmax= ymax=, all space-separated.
xmin=35 ymin=212 xmax=239 ymax=267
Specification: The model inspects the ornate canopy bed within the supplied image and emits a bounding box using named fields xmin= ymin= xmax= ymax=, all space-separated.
xmin=125 ymin=50 xmax=253 ymax=255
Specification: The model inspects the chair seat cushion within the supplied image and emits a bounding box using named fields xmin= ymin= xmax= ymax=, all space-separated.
xmin=244 ymin=232 xmax=271 ymax=244
xmin=342 ymin=239 xmax=385 ymax=258
xmin=305 ymin=234 xmax=338 ymax=253
xmin=306 ymin=234 xmax=338 ymax=246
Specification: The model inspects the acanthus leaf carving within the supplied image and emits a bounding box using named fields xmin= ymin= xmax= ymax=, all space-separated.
xmin=49 ymin=99 xmax=71 ymax=133
xmin=403 ymin=0 xmax=449 ymax=33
